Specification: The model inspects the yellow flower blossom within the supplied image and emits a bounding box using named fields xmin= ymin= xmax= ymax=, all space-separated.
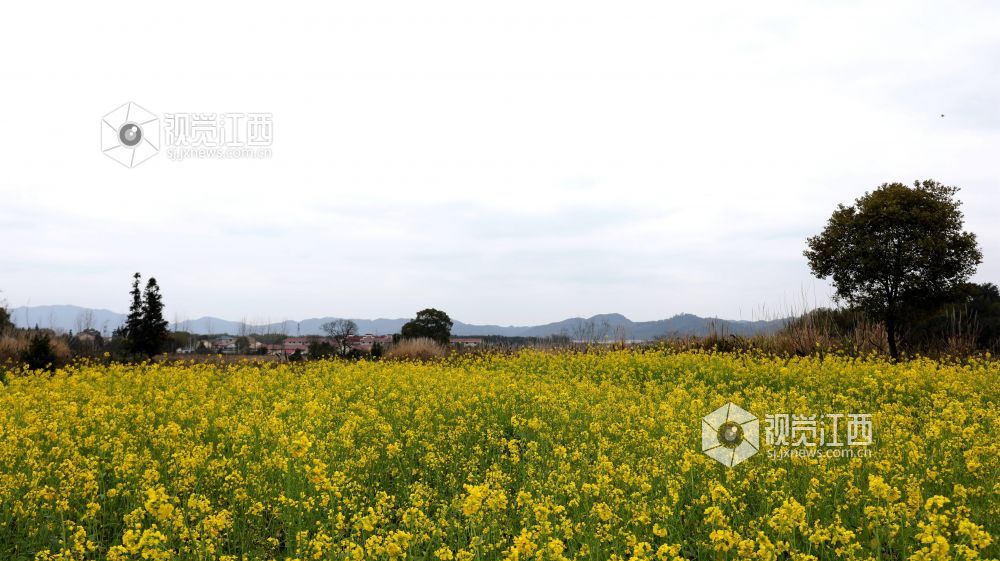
xmin=0 ymin=350 xmax=994 ymax=560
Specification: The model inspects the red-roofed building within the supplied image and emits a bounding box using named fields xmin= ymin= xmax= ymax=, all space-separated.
xmin=265 ymin=342 xmax=308 ymax=356
xmin=347 ymin=334 xmax=394 ymax=352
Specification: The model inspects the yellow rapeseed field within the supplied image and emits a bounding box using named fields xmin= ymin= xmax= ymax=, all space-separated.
xmin=0 ymin=350 xmax=997 ymax=561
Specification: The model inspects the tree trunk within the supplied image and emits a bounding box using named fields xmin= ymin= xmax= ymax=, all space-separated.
xmin=886 ymin=315 xmax=899 ymax=361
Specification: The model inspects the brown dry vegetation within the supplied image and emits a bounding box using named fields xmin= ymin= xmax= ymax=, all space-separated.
xmin=677 ymin=311 xmax=991 ymax=358
xmin=385 ymin=337 xmax=446 ymax=361
xmin=0 ymin=333 xmax=71 ymax=365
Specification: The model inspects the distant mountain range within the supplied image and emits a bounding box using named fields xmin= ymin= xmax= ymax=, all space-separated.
xmin=9 ymin=305 xmax=789 ymax=340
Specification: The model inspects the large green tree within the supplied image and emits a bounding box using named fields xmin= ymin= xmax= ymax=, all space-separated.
xmin=119 ymin=273 xmax=170 ymax=359
xmin=140 ymin=277 xmax=170 ymax=356
xmin=120 ymin=273 xmax=145 ymax=357
xmin=804 ymin=180 xmax=982 ymax=359
xmin=401 ymin=309 xmax=453 ymax=345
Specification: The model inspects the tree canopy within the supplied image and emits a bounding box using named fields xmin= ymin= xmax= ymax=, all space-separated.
xmin=804 ymin=180 xmax=981 ymax=359
xmin=119 ymin=273 xmax=170 ymax=359
xmin=401 ymin=309 xmax=453 ymax=345
xmin=322 ymin=319 xmax=359 ymax=354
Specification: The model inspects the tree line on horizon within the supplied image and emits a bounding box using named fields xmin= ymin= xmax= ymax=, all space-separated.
xmin=1 ymin=178 xmax=997 ymax=369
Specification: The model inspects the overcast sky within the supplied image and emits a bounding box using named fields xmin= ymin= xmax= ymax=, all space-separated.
xmin=1 ymin=1 xmax=998 ymax=325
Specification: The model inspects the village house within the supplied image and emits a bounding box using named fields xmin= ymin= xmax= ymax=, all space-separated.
xmin=346 ymin=334 xmax=394 ymax=352
xmin=264 ymin=341 xmax=308 ymax=357
xmin=450 ymin=337 xmax=483 ymax=348
xmin=211 ymin=337 xmax=237 ymax=352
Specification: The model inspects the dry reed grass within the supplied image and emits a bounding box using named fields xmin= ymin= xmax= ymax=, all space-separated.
xmin=385 ymin=337 xmax=446 ymax=361
xmin=0 ymin=332 xmax=71 ymax=365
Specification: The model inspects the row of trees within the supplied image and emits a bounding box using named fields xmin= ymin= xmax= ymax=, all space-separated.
xmin=116 ymin=273 xmax=170 ymax=359
xmin=4 ymin=181 xmax=990 ymax=368
xmin=296 ymin=310 xmax=453 ymax=360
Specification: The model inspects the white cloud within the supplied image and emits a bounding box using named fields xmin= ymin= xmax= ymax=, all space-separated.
xmin=1 ymin=1 xmax=998 ymax=324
